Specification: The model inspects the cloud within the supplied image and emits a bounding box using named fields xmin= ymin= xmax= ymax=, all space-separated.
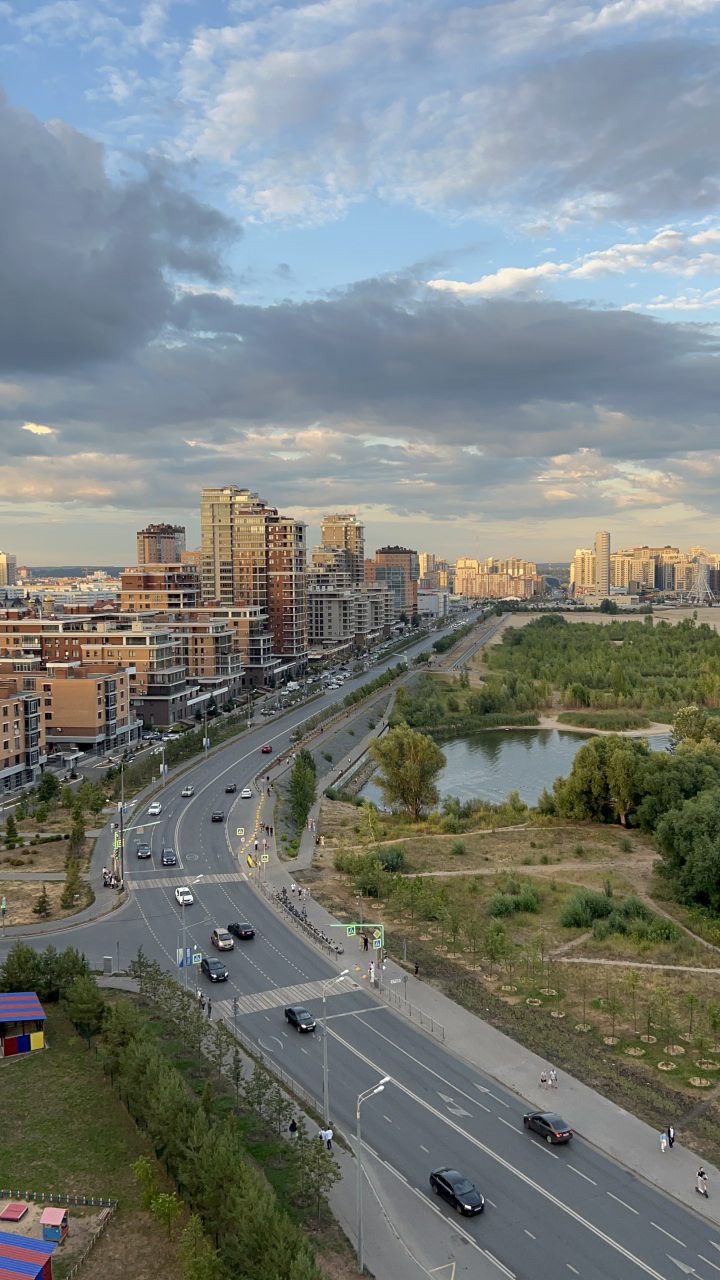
xmin=0 ymin=86 xmax=238 ymax=372
xmin=22 ymin=422 xmax=55 ymax=435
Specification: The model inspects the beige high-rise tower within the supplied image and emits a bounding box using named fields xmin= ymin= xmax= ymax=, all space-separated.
xmin=320 ymin=513 xmax=365 ymax=586
xmin=594 ymin=531 xmax=611 ymax=599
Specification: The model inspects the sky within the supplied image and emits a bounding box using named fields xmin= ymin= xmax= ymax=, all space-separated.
xmin=2 ymin=0 xmax=720 ymax=565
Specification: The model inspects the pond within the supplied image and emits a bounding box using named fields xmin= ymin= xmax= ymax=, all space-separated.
xmin=357 ymin=728 xmax=671 ymax=809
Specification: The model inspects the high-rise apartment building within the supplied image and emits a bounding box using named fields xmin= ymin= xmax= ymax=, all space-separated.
xmin=136 ymin=523 xmax=186 ymax=565
xmin=320 ymin=514 xmax=365 ymax=586
xmin=0 ymin=552 xmax=18 ymax=587
xmin=570 ymin=548 xmax=596 ymax=596
xmin=594 ymin=531 xmax=611 ymax=598
xmin=200 ymin=487 xmax=307 ymax=668
xmin=0 ymin=677 xmax=43 ymax=792
xmin=120 ymin=564 xmax=201 ymax=613
xmin=367 ymin=546 xmax=419 ymax=617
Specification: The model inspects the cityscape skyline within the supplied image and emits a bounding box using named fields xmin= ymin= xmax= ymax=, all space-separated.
xmin=2 ymin=3 xmax=720 ymax=560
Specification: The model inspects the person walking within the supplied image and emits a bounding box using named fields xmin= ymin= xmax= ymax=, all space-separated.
xmin=325 ymin=1127 xmax=333 ymax=1152
xmin=696 ymin=1167 xmax=709 ymax=1198
xmin=207 ymin=997 xmax=212 ymax=1020
xmin=549 ymin=1067 xmax=558 ymax=1089
xmin=668 ymin=1124 xmax=675 ymax=1149
xmin=540 ymin=1070 xmax=548 ymax=1090
xmin=289 ymin=1118 xmax=298 ymax=1136
xmin=414 ymin=961 xmax=419 ymax=976
xmin=660 ymin=1131 xmax=668 ymax=1154
xmin=362 ymin=933 xmax=369 ymax=952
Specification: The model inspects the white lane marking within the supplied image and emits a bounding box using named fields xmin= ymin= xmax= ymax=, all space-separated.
xmin=485 ymin=1197 xmax=497 ymax=1209
xmin=524 ymin=1230 xmax=536 ymax=1240
xmin=476 ymin=1100 xmax=492 ymax=1113
xmin=568 ymin=1165 xmax=597 ymax=1185
xmin=607 ymin=1192 xmax=639 ymax=1215
xmin=328 ymin=1025 xmax=669 ymax=1280
xmin=477 ymin=1085 xmax=510 ymax=1109
xmin=326 ymin=1005 xmax=384 ymax=1018
xmin=567 ymin=1266 xmax=580 ymax=1276
xmin=483 ymin=1249 xmax=515 ymax=1278
xmin=651 ymin=1222 xmax=686 ymax=1247
xmin=498 ymin=1116 xmax=518 ymax=1132
xmin=420 ymin=1145 xmax=429 ymax=1154
xmin=532 ymin=1141 xmax=559 ymax=1159
xmin=699 ymin=1255 xmax=720 ymax=1274
xmin=383 ymin=1114 xmax=393 ymax=1124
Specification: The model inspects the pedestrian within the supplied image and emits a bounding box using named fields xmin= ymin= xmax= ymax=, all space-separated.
xmin=254 ymin=839 xmax=258 ymax=853
xmin=289 ymin=1118 xmax=298 ymax=1136
xmin=660 ymin=1131 xmax=668 ymax=1154
xmin=291 ymin=883 xmax=297 ymax=897
xmin=668 ymin=1124 xmax=675 ymax=1149
xmin=549 ymin=1067 xmax=558 ymax=1089
xmin=540 ymin=1070 xmax=548 ymax=1090
xmin=325 ymin=1127 xmax=333 ymax=1152
xmin=207 ymin=997 xmax=212 ymax=1019
xmin=696 ymin=1167 xmax=709 ymax=1197
xmin=414 ymin=962 xmax=419 ymax=976
xmin=363 ymin=933 xmax=369 ymax=952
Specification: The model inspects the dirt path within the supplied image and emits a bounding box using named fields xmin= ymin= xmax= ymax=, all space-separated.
xmin=556 ymin=956 xmax=720 ymax=974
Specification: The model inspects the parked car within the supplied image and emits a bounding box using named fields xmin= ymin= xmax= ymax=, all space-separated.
xmin=225 ymin=782 xmax=237 ymax=793
xmin=240 ymin=786 xmax=253 ymax=799
xmin=201 ymin=956 xmax=228 ymax=982
xmin=211 ymin=810 xmax=224 ymax=822
xmin=429 ymin=1168 xmax=485 ymax=1215
xmin=147 ymin=801 xmax=162 ymax=816
xmin=228 ymin=920 xmax=255 ymax=940
xmin=284 ymin=1006 xmax=316 ymax=1032
xmin=175 ymin=885 xmax=194 ymax=906
xmin=136 ymin=842 xmax=151 ymax=859
xmin=211 ymin=927 xmax=234 ymax=951
xmin=161 ymin=847 xmax=177 ymax=866
xmin=181 ymin=785 xmax=194 ymax=797
xmin=523 ymin=1112 xmax=573 ymax=1144
xmin=261 ymin=743 xmax=272 ymax=754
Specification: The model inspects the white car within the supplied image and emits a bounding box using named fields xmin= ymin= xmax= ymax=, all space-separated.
xmin=240 ymin=787 xmax=253 ymax=799
xmin=181 ymin=785 xmax=194 ymax=798
xmin=147 ymin=801 xmax=162 ymax=816
xmin=175 ymin=885 xmax=194 ymax=906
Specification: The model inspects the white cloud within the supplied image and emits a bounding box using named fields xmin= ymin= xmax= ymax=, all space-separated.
xmin=428 ymin=262 xmax=568 ymax=297
xmin=22 ymin=421 xmax=55 ymax=435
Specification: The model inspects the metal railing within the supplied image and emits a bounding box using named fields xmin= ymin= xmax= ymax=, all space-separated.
xmin=376 ymin=983 xmax=445 ymax=1041
xmin=259 ymin=882 xmax=345 ymax=957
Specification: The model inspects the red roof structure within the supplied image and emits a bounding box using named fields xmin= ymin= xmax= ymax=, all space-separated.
xmin=0 ymin=1230 xmax=55 ymax=1279
xmin=0 ymin=994 xmax=46 ymax=1022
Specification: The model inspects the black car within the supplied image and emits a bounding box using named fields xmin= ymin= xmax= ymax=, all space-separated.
xmin=136 ymin=842 xmax=151 ymax=859
xmin=225 ymin=782 xmax=237 ymax=793
xmin=161 ymin=847 xmax=177 ymax=866
xmin=429 ymin=1168 xmax=485 ymax=1215
xmin=200 ymin=956 xmax=228 ymax=983
xmin=523 ymin=1112 xmax=573 ymax=1144
xmin=228 ymin=921 xmax=255 ymax=940
xmin=211 ymin=810 xmax=224 ymax=822
xmin=284 ymin=1005 xmax=316 ymax=1032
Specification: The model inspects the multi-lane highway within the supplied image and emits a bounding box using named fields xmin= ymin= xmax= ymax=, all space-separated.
xmin=4 ymin=617 xmax=718 ymax=1279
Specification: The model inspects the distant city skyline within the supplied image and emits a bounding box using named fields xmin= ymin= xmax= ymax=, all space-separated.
xmin=2 ymin=3 xmax=719 ymax=559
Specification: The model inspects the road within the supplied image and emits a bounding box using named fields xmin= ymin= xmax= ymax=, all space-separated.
xmin=4 ymin=614 xmax=717 ymax=1280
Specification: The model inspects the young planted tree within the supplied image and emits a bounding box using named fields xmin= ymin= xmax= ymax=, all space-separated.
xmin=178 ymin=1214 xmax=220 ymax=1280
xmin=4 ymin=813 xmax=18 ymax=848
xmin=151 ymin=1191 xmax=182 ymax=1239
xmin=63 ymin=974 xmax=106 ymax=1044
xmin=370 ymin=724 xmax=446 ymax=821
xmin=131 ymin=1155 xmax=159 ymax=1210
xmin=32 ymin=884 xmax=51 ymax=918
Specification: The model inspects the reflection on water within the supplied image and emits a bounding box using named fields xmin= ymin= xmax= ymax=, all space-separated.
xmin=358 ymin=728 xmax=671 ymax=809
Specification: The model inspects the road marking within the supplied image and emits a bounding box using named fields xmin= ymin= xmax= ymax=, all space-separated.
xmin=328 ymin=1024 xmax=669 ymax=1280
xmin=524 ymin=1230 xmax=536 ymax=1240
xmin=652 ymin=1222 xmax=686 ymax=1247
xmin=568 ymin=1165 xmax=597 ymax=1185
xmin=483 ymin=1249 xmax=515 ymax=1278
xmin=438 ymin=1091 xmax=472 ymax=1118
xmin=699 ymin=1254 xmax=720 ymax=1273
xmin=607 ymin=1192 xmax=639 ymax=1214
xmin=498 ymin=1116 xmax=517 ymax=1132
xmin=215 ymin=974 xmax=355 ymax=1017
xmin=532 ymin=1141 xmax=558 ymax=1158
xmin=420 ymin=1145 xmax=429 ymax=1153
xmin=383 ymin=1114 xmax=393 ymax=1124
xmin=567 ymin=1266 xmax=580 ymax=1276
xmin=476 ymin=1084 xmax=510 ymax=1109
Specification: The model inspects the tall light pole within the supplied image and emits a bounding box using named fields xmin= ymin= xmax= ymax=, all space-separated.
xmin=182 ymin=874 xmax=204 ymax=991
xmin=356 ymin=1077 xmax=390 ymax=1275
xmin=118 ymin=762 xmax=125 ymax=889
xmin=322 ymin=969 xmax=349 ymax=1125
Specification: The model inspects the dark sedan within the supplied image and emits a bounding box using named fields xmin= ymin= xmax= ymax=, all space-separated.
xmin=161 ymin=848 xmax=177 ymax=866
xmin=523 ymin=1111 xmax=573 ymax=1144
xmin=200 ymin=956 xmax=228 ymax=983
xmin=136 ymin=842 xmax=151 ymax=859
xmin=228 ymin=921 xmax=255 ymax=940
xmin=284 ymin=1005 xmax=316 ymax=1032
xmin=225 ymin=782 xmax=237 ymax=793
xmin=211 ymin=810 xmax=224 ymax=822
xmin=429 ymin=1167 xmax=484 ymax=1215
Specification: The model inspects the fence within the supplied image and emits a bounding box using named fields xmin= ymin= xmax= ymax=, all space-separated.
xmin=219 ymin=1013 xmax=319 ymax=1116
xmin=0 ymin=1190 xmax=118 ymax=1280
xmin=259 ymin=882 xmax=345 ymax=958
xmin=375 ymin=983 xmax=445 ymax=1041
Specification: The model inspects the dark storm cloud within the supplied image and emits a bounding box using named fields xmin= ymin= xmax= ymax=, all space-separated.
xmin=0 ymin=87 xmax=237 ymax=373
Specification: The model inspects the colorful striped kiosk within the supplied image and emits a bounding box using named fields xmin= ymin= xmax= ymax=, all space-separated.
xmin=0 ymin=993 xmax=46 ymax=1058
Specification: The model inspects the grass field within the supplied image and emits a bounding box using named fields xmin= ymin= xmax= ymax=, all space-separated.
xmin=0 ymin=1006 xmax=181 ymax=1280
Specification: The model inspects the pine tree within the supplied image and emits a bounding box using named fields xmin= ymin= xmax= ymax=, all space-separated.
xmin=32 ymin=884 xmax=51 ymax=918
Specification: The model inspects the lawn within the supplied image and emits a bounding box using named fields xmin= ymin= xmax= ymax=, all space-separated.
xmin=0 ymin=1006 xmax=181 ymax=1280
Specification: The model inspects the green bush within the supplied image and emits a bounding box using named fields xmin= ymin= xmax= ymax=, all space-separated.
xmin=373 ymin=845 xmax=406 ymax=873
xmin=450 ymin=840 xmax=466 ymax=855
xmin=515 ymin=885 xmax=541 ymax=913
xmin=487 ymin=893 xmax=517 ymax=917
xmin=560 ymin=889 xmax=614 ymax=929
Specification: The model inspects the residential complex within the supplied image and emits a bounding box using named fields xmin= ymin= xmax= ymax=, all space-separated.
xmin=0 ymin=677 xmax=43 ymax=791
xmin=365 ymin=546 xmax=420 ymax=617
xmin=0 ymin=552 xmax=17 ymax=587
xmin=136 ymin=523 xmax=186 ymax=565
xmin=455 ymin=558 xmax=543 ymax=600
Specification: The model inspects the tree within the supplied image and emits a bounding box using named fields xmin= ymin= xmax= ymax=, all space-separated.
xmin=656 ymin=787 xmax=720 ymax=909
xmin=131 ymin=1155 xmax=159 ymax=1210
xmin=4 ymin=813 xmax=18 ymax=847
xmin=151 ymin=1192 xmax=181 ymax=1239
xmin=68 ymin=810 xmax=86 ymax=858
xmin=0 ymin=942 xmax=42 ymax=994
xmin=63 ymin=974 xmax=106 ymax=1043
xmin=36 ymin=772 xmax=60 ymax=805
xmin=370 ymin=723 xmax=446 ymax=820
xmin=178 ymin=1215 xmax=220 ymax=1280
xmin=288 ymin=750 xmax=317 ymax=831
xmin=60 ymin=857 xmax=82 ymax=909
xmin=32 ymin=884 xmax=51 ymax=918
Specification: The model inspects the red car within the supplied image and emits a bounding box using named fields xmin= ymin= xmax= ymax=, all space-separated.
xmin=261 ymin=743 xmax=273 ymax=753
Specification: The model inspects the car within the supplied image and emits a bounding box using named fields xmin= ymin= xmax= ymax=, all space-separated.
xmin=228 ymin=920 xmax=255 ymax=941
xmin=429 ymin=1168 xmax=485 ymax=1216
xmin=175 ymin=885 xmax=194 ymax=906
xmin=240 ymin=786 xmax=253 ymax=799
xmin=136 ymin=842 xmax=152 ymax=859
xmin=201 ymin=956 xmax=228 ymax=982
xmin=211 ymin=810 xmax=224 ymax=822
xmin=147 ymin=801 xmax=162 ymax=816
xmin=225 ymin=782 xmax=237 ymax=793
xmin=211 ymin=927 xmax=234 ymax=951
xmin=161 ymin=847 xmax=177 ymax=866
xmin=261 ymin=743 xmax=272 ymax=754
xmin=181 ymin=785 xmax=194 ymax=797
xmin=284 ymin=1005 xmax=316 ymax=1032
xmin=523 ymin=1112 xmax=573 ymax=1144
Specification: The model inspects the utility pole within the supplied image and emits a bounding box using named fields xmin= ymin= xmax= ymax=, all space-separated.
xmin=118 ymin=762 xmax=125 ymax=888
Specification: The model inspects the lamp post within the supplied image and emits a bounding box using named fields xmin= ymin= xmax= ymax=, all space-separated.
xmin=356 ymin=1077 xmax=390 ymax=1274
xmin=321 ymin=969 xmax=349 ymax=1125
xmin=118 ymin=762 xmax=125 ymax=888
xmin=182 ymin=874 xmax=204 ymax=991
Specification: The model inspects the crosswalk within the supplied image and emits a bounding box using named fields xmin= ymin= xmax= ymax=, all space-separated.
xmin=126 ymin=872 xmax=246 ymax=890
xmin=212 ymin=975 xmax=358 ymax=1019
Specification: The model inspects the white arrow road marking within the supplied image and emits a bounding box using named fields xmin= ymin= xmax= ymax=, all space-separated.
xmin=437 ymin=1091 xmax=472 ymax=1118
xmin=666 ymin=1258 xmax=695 ymax=1275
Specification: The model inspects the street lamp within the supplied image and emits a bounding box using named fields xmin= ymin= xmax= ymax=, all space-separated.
xmin=356 ymin=1076 xmax=390 ymax=1275
xmin=321 ymin=969 xmax=349 ymax=1125
xmin=182 ymin=874 xmax=204 ymax=991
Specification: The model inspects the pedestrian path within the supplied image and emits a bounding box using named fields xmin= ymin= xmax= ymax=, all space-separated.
xmin=125 ymin=871 xmax=247 ymax=890
xmin=213 ymin=974 xmax=357 ymax=1018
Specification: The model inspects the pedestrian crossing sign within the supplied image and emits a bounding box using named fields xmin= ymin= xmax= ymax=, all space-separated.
xmin=236 ymin=827 xmax=245 ymax=837
xmin=346 ymin=925 xmax=356 ymax=937
xmin=373 ymin=938 xmax=382 ymax=949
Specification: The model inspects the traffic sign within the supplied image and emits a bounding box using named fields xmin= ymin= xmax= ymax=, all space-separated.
xmin=346 ymin=925 xmax=356 ymax=937
xmin=261 ymin=854 xmax=269 ymax=863
xmin=192 ymin=951 xmax=202 ymax=966
xmin=236 ymin=827 xmax=245 ymax=837
xmin=372 ymin=928 xmax=381 ymax=940
xmin=372 ymin=938 xmax=382 ymax=949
